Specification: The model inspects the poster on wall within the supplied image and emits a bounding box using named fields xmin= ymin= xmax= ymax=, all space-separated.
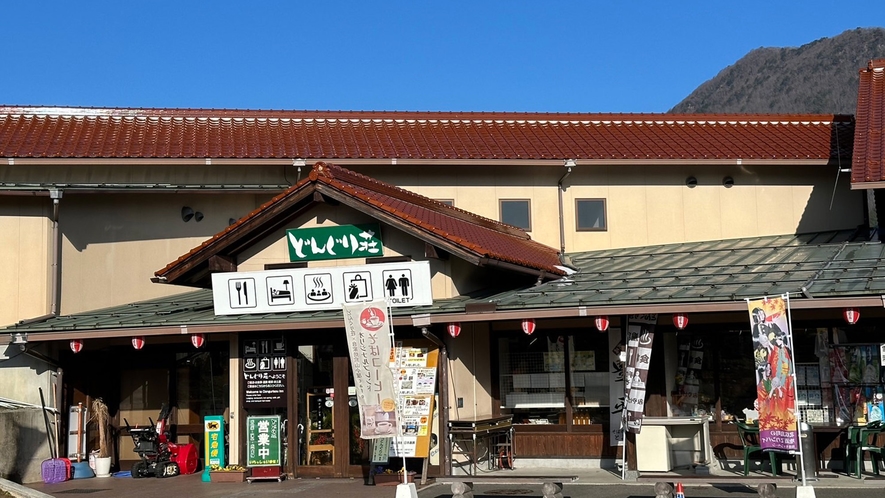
xmin=747 ymin=295 xmax=799 ymax=452
xmin=624 ymin=315 xmax=656 ymax=434
xmin=343 ymin=300 xmax=398 ymax=439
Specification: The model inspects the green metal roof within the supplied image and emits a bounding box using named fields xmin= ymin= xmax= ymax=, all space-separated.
xmin=5 ymin=230 xmax=884 ymax=341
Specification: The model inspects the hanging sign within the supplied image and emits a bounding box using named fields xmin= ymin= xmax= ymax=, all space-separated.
xmin=246 ymin=415 xmax=282 ymax=467
xmin=211 ymin=261 xmax=432 ymax=316
xmin=287 ymin=223 xmax=383 ymax=262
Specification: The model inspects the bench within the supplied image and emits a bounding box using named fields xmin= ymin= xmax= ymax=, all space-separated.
xmin=436 ymin=475 xmax=579 ymax=498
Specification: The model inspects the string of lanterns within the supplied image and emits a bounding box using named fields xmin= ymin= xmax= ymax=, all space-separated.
xmin=71 ymin=305 xmax=864 ymax=353
xmin=70 ymin=333 xmax=207 ymax=353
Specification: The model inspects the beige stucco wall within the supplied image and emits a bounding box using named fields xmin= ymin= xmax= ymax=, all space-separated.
xmin=0 ymin=197 xmax=52 ymax=327
xmin=55 ymin=192 xmax=272 ymax=318
xmin=1 ymin=161 xmax=864 ymax=328
xmin=445 ymin=322 xmax=494 ymax=421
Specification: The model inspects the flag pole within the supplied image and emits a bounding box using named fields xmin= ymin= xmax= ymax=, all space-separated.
xmin=784 ymin=294 xmax=808 ymax=488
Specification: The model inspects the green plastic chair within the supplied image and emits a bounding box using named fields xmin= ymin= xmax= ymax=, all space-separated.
xmin=736 ymin=421 xmax=781 ymax=476
xmin=853 ymin=421 xmax=885 ymax=478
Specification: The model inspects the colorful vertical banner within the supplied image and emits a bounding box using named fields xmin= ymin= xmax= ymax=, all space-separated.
xmin=748 ymin=295 xmax=798 ymax=452
xmin=608 ymin=327 xmax=626 ymax=446
xmin=246 ymin=415 xmax=281 ymax=467
xmin=624 ymin=315 xmax=656 ymax=434
xmin=343 ymin=299 xmax=398 ymax=440
xmin=203 ymin=416 xmax=225 ymax=469
xmin=388 ymin=345 xmax=438 ymax=458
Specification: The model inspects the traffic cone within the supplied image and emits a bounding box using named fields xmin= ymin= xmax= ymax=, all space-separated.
xmin=675 ymin=482 xmax=685 ymax=498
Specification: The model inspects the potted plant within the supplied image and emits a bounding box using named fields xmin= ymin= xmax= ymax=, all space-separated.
xmin=90 ymin=398 xmax=113 ymax=478
xmin=209 ymin=464 xmax=248 ymax=482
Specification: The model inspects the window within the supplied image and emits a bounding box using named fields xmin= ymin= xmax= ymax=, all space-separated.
xmin=576 ymin=199 xmax=606 ymax=231
xmin=436 ymin=199 xmax=454 ymax=207
xmin=497 ymin=330 xmax=609 ymax=426
xmin=500 ymin=199 xmax=531 ymax=230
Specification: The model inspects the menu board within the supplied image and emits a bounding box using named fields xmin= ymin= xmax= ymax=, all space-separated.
xmin=388 ymin=344 xmax=438 ymax=458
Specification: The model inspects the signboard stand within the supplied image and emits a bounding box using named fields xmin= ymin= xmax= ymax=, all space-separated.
xmin=246 ymin=415 xmax=285 ymax=482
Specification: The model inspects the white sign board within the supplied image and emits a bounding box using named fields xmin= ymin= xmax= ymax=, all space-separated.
xmin=211 ymin=261 xmax=433 ymax=316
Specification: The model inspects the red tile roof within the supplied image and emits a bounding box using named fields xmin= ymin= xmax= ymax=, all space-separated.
xmin=0 ymin=106 xmax=853 ymax=162
xmin=156 ymin=161 xmax=565 ymax=286
xmin=852 ymin=59 xmax=885 ymax=187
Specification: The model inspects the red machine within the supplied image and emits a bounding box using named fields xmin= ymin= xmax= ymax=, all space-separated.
xmin=125 ymin=404 xmax=198 ymax=478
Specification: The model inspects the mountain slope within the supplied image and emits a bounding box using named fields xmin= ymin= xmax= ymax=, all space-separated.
xmin=670 ymin=27 xmax=885 ymax=114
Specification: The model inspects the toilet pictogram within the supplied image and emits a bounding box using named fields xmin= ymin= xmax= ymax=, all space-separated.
xmin=381 ymin=269 xmax=413 ymax=304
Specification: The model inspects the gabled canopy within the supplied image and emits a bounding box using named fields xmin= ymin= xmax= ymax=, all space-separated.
xmin=155 ymin=161 xmax=566 ymax=287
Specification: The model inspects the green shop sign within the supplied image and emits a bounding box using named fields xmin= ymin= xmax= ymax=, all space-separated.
xmin=247 ymin=415 xmax=281 ymax=467
xmin=286 ymin=224 xmax=383 ymax=262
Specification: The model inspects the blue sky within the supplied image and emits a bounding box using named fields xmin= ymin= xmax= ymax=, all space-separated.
xmin=3 ymin=1 xmax=882 ymax=113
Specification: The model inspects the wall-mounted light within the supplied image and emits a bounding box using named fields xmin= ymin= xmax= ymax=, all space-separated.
xmin=686 ymin=177 xmax=698 ymax=188
xmin=723 ymin=177 xmax=734 ymax=188
xmin=181 ymin=206 xmax=203 ymax=222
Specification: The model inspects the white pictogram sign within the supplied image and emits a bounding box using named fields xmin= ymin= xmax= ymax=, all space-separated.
xmin=211 ymin=261 xmax=432 ymax=316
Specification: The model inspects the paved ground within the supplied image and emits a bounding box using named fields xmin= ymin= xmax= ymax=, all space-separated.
xmin=15 ymin=468 xmax=885 ymax=498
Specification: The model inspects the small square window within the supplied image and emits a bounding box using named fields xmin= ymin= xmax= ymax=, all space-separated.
xmin=576 ymin=199 xmax=606 ymax=231
xmin=500 ymin=199 xmax=531 ymax=230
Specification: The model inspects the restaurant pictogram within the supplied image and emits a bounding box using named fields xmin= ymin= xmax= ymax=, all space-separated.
xmin=228 ymin=278 xmax=256 ymax=308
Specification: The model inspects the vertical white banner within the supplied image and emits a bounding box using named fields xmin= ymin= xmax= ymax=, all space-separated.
xmin=608 ymin=327 xmax=625 ymax=446
xmin=343 ymin=300 xmax=398 ymax=439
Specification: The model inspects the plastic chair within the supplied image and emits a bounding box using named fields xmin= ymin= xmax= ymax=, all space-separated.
xmin=853 ymin=421 xmax=885 ymax=478
xmin=736 ymin=421 xmax=781 ymax=476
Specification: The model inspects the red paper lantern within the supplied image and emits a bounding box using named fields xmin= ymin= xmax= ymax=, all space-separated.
xmin=595 ymin=316 xmax=610 ymax=332
xmin=843 ymin=308 xmax=860 ymax=325
xmin=672 ymin=313 xmax=689 ymax=330
xmin=190 ymin=333 xmax=206 ymax=348
xmin=521 ymin=318 xmax=536 ymax=336
xmin=447 ymin=323 xmax=462 ymax=338
xmin=70 ymin=339 xmax=84 ymax=353
xmin=131 ymin=336 xmax=145 ymax=350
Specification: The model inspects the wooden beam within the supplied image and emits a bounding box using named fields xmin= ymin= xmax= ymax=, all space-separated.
xmin=208 ymin=255 xmax=236 ymax=272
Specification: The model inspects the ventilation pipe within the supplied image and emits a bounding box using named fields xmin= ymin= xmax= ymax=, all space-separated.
xmin=558 ymin=160 xmax=576 ymax=254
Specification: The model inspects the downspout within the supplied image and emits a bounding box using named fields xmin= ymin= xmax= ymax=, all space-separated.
xmin=49 ymin=188 xmax=63 ymax=316
xmin=558 ymin=160 xmax=575 ymax=254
